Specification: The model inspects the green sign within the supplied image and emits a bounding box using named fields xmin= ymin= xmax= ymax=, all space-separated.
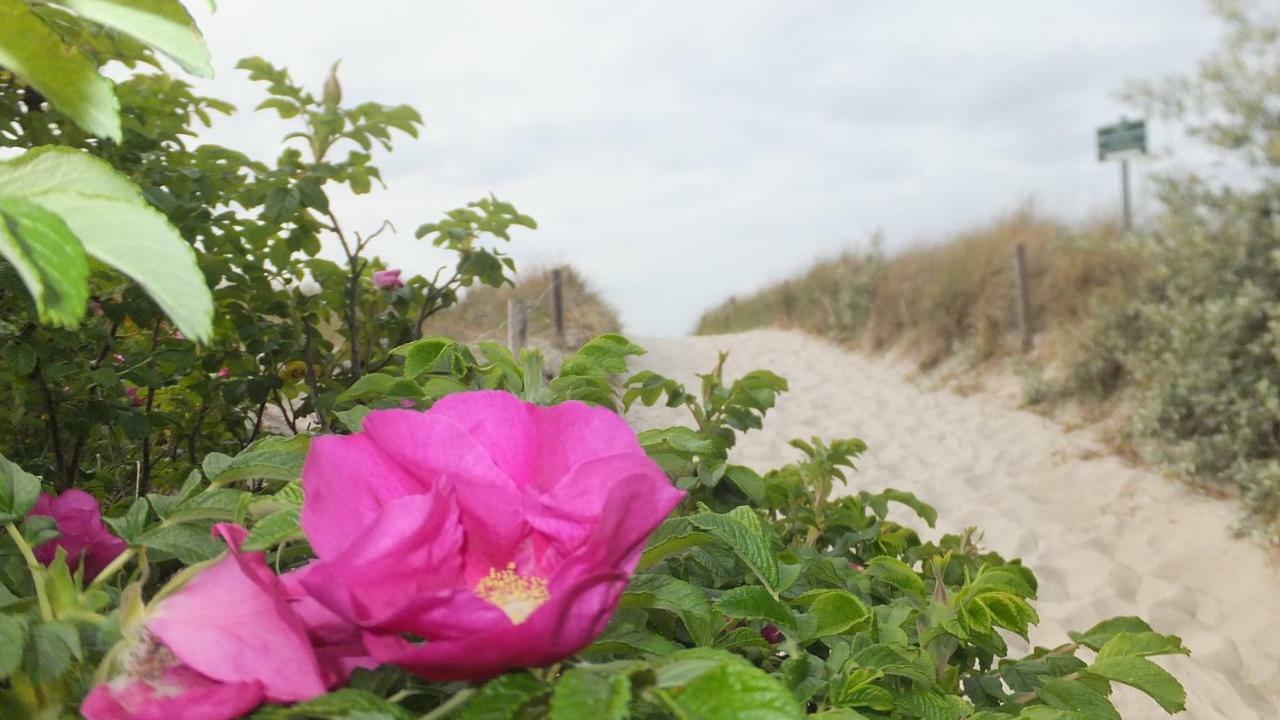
xmin=1097 ymin=119 xmax=1146 ymax=161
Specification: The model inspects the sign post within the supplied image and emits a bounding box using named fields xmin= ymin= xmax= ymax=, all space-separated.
xmin=1096 ymin=118 xmax=1147 ymax=232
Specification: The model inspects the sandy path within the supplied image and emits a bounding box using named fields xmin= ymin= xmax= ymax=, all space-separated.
xmin=623 ymin=330 xmax=1280 ymax=719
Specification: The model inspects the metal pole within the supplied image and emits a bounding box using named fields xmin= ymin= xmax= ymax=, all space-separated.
xmin=1121 ymin=158 xmax=1132 ymax=232
xmin=550 ymin=268 xmax=565 ymax=348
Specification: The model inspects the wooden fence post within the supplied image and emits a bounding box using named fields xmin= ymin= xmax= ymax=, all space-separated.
xmin=1012 ymin=243 xmax=1033 ymax=352
xmin=550 ymin=268 xmax=565 ymax=348
xmin=507 ymin=298 xmax=527 ymax=353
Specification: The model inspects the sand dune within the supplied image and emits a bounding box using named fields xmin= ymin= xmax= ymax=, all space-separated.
xmin=624 ymin=330 xmax=1280 ymax=719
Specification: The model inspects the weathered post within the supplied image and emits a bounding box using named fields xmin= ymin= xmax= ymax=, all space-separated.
xmin=507 ymin=298 xmax=527 ymax=353
xmin=550 ymin=268 xmax=565 ymax=348
xmin=1012 ymin=243 xmax=1033 ymax=352
xmin=1121 ymin=158 xmax=1132 ymax=232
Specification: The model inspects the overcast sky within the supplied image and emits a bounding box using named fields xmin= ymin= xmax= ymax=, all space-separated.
xmin=185 ymin=1 xmax=1220 ymax=336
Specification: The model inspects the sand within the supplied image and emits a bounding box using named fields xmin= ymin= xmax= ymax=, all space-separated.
xmin=624 ymin=330 xmax=1280 ymax=719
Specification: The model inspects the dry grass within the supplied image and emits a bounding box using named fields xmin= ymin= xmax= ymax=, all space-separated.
xmin=423 ymin=265 xmax=622 ymax=348
xmin=696 ymin=208 xmax=1142 ymax=370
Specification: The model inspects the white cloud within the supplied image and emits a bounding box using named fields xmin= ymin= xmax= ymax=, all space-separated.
xmin=185 ymin=0 xmax=1218 ymax=335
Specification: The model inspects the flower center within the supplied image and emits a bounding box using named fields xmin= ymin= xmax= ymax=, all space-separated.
xmin=474 ymin=562 xmax=549 ymax=623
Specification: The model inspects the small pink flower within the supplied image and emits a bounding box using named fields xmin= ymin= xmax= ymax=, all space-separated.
xmin=216 ymin=367 xmax=230 ymax=379
xmin=372 ymin=269 xmax=403 ymax=290
xmin=124 ymin=386 xmax=144 ymax=408
xmin=761 ymin=624 xmax=783 ymax=645
xmin=112 ymin=353 xmax=125 ymax=364
xmin=299 ymin=391 xmax=685 ymax=681
xmin=82 ymin=525 xmax=331 ymax=720
xmin=27 ymin=490 xmax=126 ymax=581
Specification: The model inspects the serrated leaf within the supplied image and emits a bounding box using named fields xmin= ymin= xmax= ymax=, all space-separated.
xmin=0 ymin=196 xmax=89 ymax=328
xmin=798 ymin=590 xmax=870 ymax=639
xmin=621 ymin=574 xmax=716 ymax=646
xmin=865 ymin=556 xmax=925 ymax=597
xmin=0 ymin=451 xmax=42 ymax=523
xmin=0 ymin=614 xmax=26 ymax=679
xmin=243 ymin=508 xmax=301 ymax=551
xmin=57 ymin=0 xmax=213 ymax=77
xmin=714 ymin=585 xmax=795 ymax=631
xmin=210 ymin=435 xmax=310 ymax=486
xmin=1034 ymin=677 xmax=1121 ymax=720
xmin=0 ymin=148 xmax=212 ymax=340
xmin=458 ymin=672 xmax=549 ymax=720
xmin=23 ymin=621 xmax=81 ymax=684
xmin=1085 ymin=655 xmax=1186 ymax=713
xmin=0 ymin=1 xmax=120 ymax=139
xmin=657 ymin=648 xmax=804 ymax=720
xmin=1068 ymin=616 xmax=1153 ymax=651
xmin=1096 ymin=631 xmax=1189 ymax=660
xmin=137 ymin=522 xmax=223 ymax=564
xmin=689 ymin=506 xmax=779 ymax=591
xmin=548 ymin=668 xmax=630 ymax=720
xmin=251 ymin=688 xmax=410 ymax=719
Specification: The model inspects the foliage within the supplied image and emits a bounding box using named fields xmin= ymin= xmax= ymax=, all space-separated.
xmin=0 ymin=340 xmax=1188 ymax=718
xmin=0 ymin=40 xmax=532 ymax=500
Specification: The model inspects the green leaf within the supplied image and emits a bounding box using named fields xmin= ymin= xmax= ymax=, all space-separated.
xmin=689 ymin=505 xmax=779 ymax=591
xmin=137 ymin=522 xmax=223 ymax=564
xmin=714 ymin=585 xmax=795 ymax=631
xmin=656 ymin=648 xmax=804 ymax=720
xmin=250 ymin=688 xmax=411 ymax=719
xmin=638 ymin=522 xmax=714 ymax=570
xmin=0 ymin=451 xmax=42 ymax=524
xmin=0 ymin=196 xmax=89 ymax=328
xmin=865 ymin=556 xmax=925 ymax=597
xmin=210 ymin=435 xmax=310 ymax=486
xmin=1068 ymin=616 xmax=1153 ymax=651
xmin=23 ymin=621 xmax=81 ymax=684
xmin=797 ymin=589 xmax=871 ymax=639
xmin=548 ymin=668 xmax=631 ymax=720
xmin=621 ymin=574 xmax=716 ymax=646
xmin=1034 ymin=677 xmax=1120 ymax=720
xmin=1096 ymin=631 xmax=1189 ymax=660
xmin=0 ymin=1 xmax=120 ymax=139
xmin=0 ymin=148 xmax=213 ymax=341
xmin=57 ymin=0 xmax=213 ymax=77
xmin=243 ymin=508 xmax=301 ymax=551
xmin=1085 ymin=655 xmax=1186 ymax=713
xmin=458 ymin=671 xmax=549 ymax=720
xmin=0 ymin=614 xmax=26 ymax=679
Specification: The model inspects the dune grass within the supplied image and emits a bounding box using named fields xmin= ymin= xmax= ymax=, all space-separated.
xmin=696 ymin=209 xmax=1140 ymax=370
xmin=424 ymin=265 xmax=622 ymax=348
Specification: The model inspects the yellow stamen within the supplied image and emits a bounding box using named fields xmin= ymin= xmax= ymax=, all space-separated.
xmin=474 ymin=562 xmax=550 ymax=623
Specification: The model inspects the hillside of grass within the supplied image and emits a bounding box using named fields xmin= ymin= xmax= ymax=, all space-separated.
xmin=424 ymin=265 xmax=622 ymax=347
xmin=697 ymin=210 xmax=1139 ymax=370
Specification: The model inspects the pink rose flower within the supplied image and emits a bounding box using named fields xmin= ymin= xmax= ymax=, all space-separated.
xmin=27 ymin=490 xmax=126 ymax=581
xmin=82 ymin=525 xmax=330 ymax=720
xmin=372 ymin=268 xmax=403 ymax=290
xmin=298 ymin=390 xmax=685 ymax=681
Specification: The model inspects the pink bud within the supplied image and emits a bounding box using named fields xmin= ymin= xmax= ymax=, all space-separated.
xmin=112 ymin=353 xmax=125 ymax=364
xmin=124 ymin=386 xmax=144 ymax=408
xmin=372 ymin=269 xmax=404 ymax=290
xmin=217 ymin=367 xmax=231 ymax=379
xmin=172 ymin=330 xmax=184 ymax=341
xmin=849 ymin=561 xmax=865 ymax=572
xmin=761 ymin=624 xmax=783 ymax=644
xmin=399 ymin=398 xmax=416 ymax=408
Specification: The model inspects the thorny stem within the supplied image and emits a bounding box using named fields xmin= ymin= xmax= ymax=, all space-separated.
xmin=6 ymin=522 xmax=53 ymax=621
